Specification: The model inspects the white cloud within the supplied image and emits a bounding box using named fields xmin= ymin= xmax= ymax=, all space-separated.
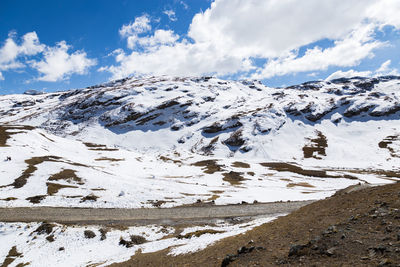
xmin=252 ymin=23 xmax=384 ymax=79
xmin=326 ymin=70 xmax=373 ymax=81
xmin=163 ymin=9 xmax=177 ymax=21
xmin=180 ymin=1 xmax=189 ymax=10
xmin=0 ymin=31 xmax=44 ymax=76
xmin=0 ymin=32 xmax=95 ymax=82
xmin=367 ymin=0 xmax=400 ymax=29
xmin=325 ymin=60 xmax=399 ymax=81
xmin=136 ymin=30 xmax=179 ymax=49
xmin=375 ymin=60 xmax=399 ymax=76
xmin=119 ymin=14 xmax=154 ymax=50
xmin=188 ymin=0 xmax=378 ymax=59
xmin=119 ymin=14 xmax=151 ymax=38
xmin=30 ymin=41 xmax=97 ymax=82
xmin=101 ymin=0 xmax=400 ymax=80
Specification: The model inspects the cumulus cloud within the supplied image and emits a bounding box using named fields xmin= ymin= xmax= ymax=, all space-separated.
xmin=326 ymin=60 xmax=399 ymax=81
xmin=0 ymin=32 xmax=44 ymax=74
xmin=30 ymin=41 xmax=97 ymax=82
xmin=163 ymin=10 xmax=177 ymax=21
xmin=119 ymin=14 xmax=151 ymax=37
xmin=375 ymin=60 xmax=399 ymax=76
xmin=101 ymin=0 xmax=400 ymax=80
xmin=326 ymin=70 xmax=373 ymax=81
xmin=252 ymin=24 xmax=383 ymax=79
xmin=119 ymin=14 xmax=154 ymax=50
xmin=0 ymin=32 xmax=96 ymax=82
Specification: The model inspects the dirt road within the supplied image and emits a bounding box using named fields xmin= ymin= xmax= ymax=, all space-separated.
xmin=0 ymin=200 xmax=313 ymax=225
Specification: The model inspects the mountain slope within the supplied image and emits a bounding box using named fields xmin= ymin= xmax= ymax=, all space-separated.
xmin=0 ymin=75 xmax=399 ymax=208
xmin=1 ymin=75 xmax=399 ymax=166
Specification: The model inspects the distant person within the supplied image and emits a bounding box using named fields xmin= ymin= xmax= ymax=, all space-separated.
xmin=5 ymin=156 xmax=11 ymax=161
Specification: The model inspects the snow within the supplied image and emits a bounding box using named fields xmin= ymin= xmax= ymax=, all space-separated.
xmin=0 ymin=215 xmax=277 ymax=267
xmin=0 ymin=76 xmax=399 ymax=208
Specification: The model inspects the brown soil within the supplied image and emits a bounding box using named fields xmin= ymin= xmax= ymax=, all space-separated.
xmin=10 ymin=156 xmax=62 ymax=188
xmin=0 ymin=246 xmax=23 ymax=267
xmin=48 ymin=169 xmax=83 ymax=184
xmin=260 ymin=162 xmax=330 ymax=178
xmin=222 ymin=171 xmax=246 ymax=185
xmin=302 ymin=131 xmax=328 ymax=159
xmin=379 ymin=134 xmax=400 ymax=158
xmin=178 ymin=229 xmax=225 ymax=239
xmin=232 ymin=162 xmax=251 ymax=168
xmin=83 ymin=142 xmax=118 ymax=151
xmin=260 ymin=162 xmax=359 ymax=180
xmin=192 ymin=160 xmax=225 ymax=174
xmin=286 ymin=182 xmax=315 ymax=188
xmin=46 ymin=182 xmax=78 ymax=195
xmin=95 ymin=157 xmax=125 ymax=162
xmin=81 ymin=194 xmax=99 ymax=202
xmin=0 ymin=125 xmax=35 ymax=147
xmin=109 ymin=182 xmax=400 ymax=267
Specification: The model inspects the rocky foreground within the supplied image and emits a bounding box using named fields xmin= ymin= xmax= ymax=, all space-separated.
xmin=110 ymin=182 xmax=400 ymax=266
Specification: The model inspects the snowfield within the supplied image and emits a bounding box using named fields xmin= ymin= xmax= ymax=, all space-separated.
xmin=0 ymin=216 xmax=276 ymax=267
xmin=0 ymin=75 xmax=399 ymax=208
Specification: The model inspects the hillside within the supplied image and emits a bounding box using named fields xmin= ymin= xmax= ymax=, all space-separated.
xmin=110 ymin=181 xmax=400 ymax=267
xmin=0 ymin=75 xmax=399 ymax=208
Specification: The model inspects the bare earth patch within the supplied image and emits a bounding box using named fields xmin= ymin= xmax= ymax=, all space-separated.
xmin=231 ymin=162 xmax=250 ymax=168
xmin=192 ymin=160 xmax=225 ymax=174
xmin=302 ymin=131 xmax=328 ymax=159
xmin=286 ymin=182 xmax=315 ymax=188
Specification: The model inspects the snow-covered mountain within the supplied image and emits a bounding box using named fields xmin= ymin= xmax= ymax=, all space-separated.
xmin=0 ymin=75 xmax=399 ymax=208
xmin=1 ymin=75 xmax=400 ymax=166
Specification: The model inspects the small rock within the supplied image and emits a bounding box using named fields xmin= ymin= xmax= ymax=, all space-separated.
xmin=221 ymin=254 xmax=236 ymax=267
xmin=288 ymin=244 xmax=307 ymax=257
xmin=84 ymin=230 xmax=96 ymax=239
xmin=46 ymin=234 xmax=55 ymax=242
xmin=378 ymin=258 xmax=392 ymax=266
xmin=326 ymin=247 xmax=336 ymax=256
xmin=237 ymin=246 xmax=254 ymax=254
xmin=58 ymin=247 xmax=65 ymax=251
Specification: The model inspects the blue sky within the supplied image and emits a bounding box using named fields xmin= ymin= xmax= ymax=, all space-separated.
xmin=1 ymin=0 xmax=400 ymax=94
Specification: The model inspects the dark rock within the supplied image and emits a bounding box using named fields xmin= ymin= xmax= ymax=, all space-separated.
xmin=289 ymin=244 xmax=307 ymax=257
xmin=237 ymin=246 xmax=255 ymax=254
xmin=34 ymin=223 xmax=55 ymax=235
xmin=99 ymin=228 xmax=108 ymax=241
xmin=120 ymin=235 xmax=147 ymax=248
xmin=46 ymin=234 xmax=55 ymax=242
xmin=221 ymin=254 xmax=237 ymax=267
xmin=378 ymin=258 xmax=392 ymax=266
xmin=84 ymin=230 xmax=96 ymax=239
xmin=326 ymin=247 xmax=337 ymax=256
